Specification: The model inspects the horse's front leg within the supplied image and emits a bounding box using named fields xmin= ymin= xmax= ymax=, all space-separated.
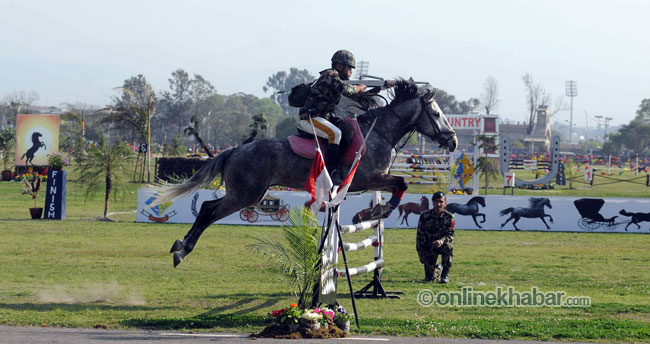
xmin=478 ymin=213 xmax=486 ymax=223
xmin=545 ymin=214 xmax=554 ymax=223
xmin=366 ymin=174 xmax=408 ymax=219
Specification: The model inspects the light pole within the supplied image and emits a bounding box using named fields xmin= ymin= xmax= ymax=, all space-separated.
xmin=565 ymin=81 xmax=578 ymax=144
xmin=594 ymin=115 xmax=603 ymax=143
xmin=603 ymin=117 xmax=612 ymax=143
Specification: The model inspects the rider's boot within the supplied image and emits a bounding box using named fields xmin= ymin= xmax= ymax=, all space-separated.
xmin=326 ymin=144 xmax=342 ymax=184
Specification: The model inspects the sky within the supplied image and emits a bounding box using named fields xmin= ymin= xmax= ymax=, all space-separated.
xmin=1 ymin=0 xmax=649 ymax=127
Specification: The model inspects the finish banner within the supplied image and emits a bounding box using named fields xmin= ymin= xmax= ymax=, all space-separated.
xmin=15 ymin=114 xmax=60 ymax=166
xmin=137 ymin=189 xmax=650 ymax=233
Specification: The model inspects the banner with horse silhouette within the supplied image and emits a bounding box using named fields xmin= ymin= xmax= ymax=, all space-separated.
xmin=137 ymin=188 xmax=650 ymax=233
xmin=15 ymin=114 xmax=60 ymax=167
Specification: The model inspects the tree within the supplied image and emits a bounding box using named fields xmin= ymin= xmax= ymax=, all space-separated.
xmin=263 ymin=68 xmax=315 ymax=115
xmin=0 ymin=126 xmax=15 ymax=170
xmin=159 ymin=69 xmax=193 ymax=136
xmin=97 ymin=75 xmax=157 ymax=182
xmin=480 ymin=76 xmax=499 ymax=115
xmin=475 ymin=134 xmax=500 ymax=195
xmin=433 ymin=89 xmax=480 ymax=114
xmin=242 ymin=113 xmax=268 ymax=144
xmin=616 ymin=119 xmax=650 ymax=154
xmin=635 ymin=98 xmax=650 ymax=121
xmin=522 ymin=73 xmax=551 ymax=135
xmin=75 ymin=142 xmax=132 ymax=220
xmin=1 ymin=90 xmax=40 ymax=127
xmin=274 ymin=116 xmax=299 ymax=139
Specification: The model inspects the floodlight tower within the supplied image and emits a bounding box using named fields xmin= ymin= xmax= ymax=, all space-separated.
xmin=565 ymin=80 xmax=578 ymax=144
xmin=355 ymin=60 xmax=369 ymax=80
xmin=604 ymin=116 xmax=613 ymax=142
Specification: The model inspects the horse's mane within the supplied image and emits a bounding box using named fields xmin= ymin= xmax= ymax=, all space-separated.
xmin=357 ymin=78 xmax=433 ymax=125
xmin=528 ymin=197 xmax=548 ymax=207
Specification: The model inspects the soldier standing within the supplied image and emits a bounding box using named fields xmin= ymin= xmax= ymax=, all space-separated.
xmin=416 ymin=191 xmax=455 ymax=283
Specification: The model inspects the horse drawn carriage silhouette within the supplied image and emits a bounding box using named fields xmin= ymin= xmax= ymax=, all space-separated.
xmin=239 ymin=195 xmax=290 ymax=223
xmin=574 ymin=198 xmax=623 ymax=231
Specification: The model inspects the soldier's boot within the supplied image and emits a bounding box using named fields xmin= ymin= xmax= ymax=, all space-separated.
xmin=423 ymin=265 xmax=435 ymax=282
xmin=433 ymin=263 xmax=443 ymax=282
xmin=440 ymin=266 xmax=450 ymax=284
xmin=326 ymin=144 xmax=342 ymax=184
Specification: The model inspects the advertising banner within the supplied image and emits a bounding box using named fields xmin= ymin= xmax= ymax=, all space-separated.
xmin=15 ymin=114 xmax=60 ymax=166
xmin=137 ymin=189 xmax=650 ymax=233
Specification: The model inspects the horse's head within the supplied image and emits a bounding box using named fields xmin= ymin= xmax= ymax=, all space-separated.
xmin=472 ymin=196 xmax=486 ymax=207
xmin=389 ymin=81 xmax=457 ymax=152
xmin=31 ymin=132 xmax=43 ymax=141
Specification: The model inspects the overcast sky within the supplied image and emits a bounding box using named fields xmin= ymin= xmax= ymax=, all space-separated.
xmin=1 ymin=0 xmax=648 ymax=126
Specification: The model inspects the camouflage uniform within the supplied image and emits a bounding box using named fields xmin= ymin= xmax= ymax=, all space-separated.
xmin=416 ymin=209 xmax=455 ymax=281
xmin=299 ymin=68 xmax=363 ymax=121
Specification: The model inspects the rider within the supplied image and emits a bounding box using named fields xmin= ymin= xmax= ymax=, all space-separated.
xmin=298 ymin=49 xmax=395 ymax=179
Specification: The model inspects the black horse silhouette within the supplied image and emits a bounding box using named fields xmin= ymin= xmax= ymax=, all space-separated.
xmin=500 ymin=197 xmax=553 ymax=230
xmin=21 ymin=132 xmax=46 ymax=166
xmin=397 ymin=195 xmax=429 ymax=226
xmin=446 ymin=196 xmax=486 ymax=228
xmin=619 ymin=210 xmax=650 ymax=231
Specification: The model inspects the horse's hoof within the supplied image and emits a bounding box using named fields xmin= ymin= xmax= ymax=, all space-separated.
xmin=170 ymin=239 xmax=183 ymax=253
xmin=173 ymin=252 xmax=184 ymax=267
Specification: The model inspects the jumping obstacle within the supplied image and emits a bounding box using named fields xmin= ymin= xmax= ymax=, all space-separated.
xmin=391 ymin=151 xmax=479 ymax=192
xmin=500 ymin=136 xmax=560 ymax=187
xmin=319 ymin=192 xmax=402 ymax=306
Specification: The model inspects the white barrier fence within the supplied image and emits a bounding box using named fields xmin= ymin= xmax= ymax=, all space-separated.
xmin=138 ymin=189 xmax=650 ymax=233
xmin=391 ymin=151 xmax=479 ymax=192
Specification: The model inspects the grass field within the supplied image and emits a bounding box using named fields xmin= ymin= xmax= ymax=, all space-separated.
xmin=1 ymin=169 xmax=650 ymax=341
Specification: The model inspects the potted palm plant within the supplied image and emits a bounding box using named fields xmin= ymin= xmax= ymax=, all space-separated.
xmin=0 ymin=127 xmax=14 ymax=181
xmin=23 ymin=174 xmax=42 ymax=219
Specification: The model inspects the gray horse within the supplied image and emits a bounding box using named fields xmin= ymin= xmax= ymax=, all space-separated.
xmin=157 ymin=80 xmax=458 ymax=267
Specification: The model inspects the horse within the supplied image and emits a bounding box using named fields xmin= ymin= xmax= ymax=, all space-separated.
xmin=21 ymin=132 xmax=46 ymax=166
xmin=155 ymin=79 xmax=458 ymax=267
xmin=397 ymin=195 xmax=429 ymax=226
xmin=500 ymin=197 xmax=553 ymax=231
xmin=446 ymin=196 xmax=486 ymax=228
xmin=351 ymin=195 xmax=386 ymax=224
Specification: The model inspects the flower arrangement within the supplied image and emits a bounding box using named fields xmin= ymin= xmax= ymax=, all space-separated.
xmin=22 ymin=173 xmax=42 ymax=208
xmin=47 ymin=152 xmax=69 ymax=170
xmin=271 ymin=303 xmax=302 ymax=325
xmin=333 ymin=305 xmax=354 ymax=323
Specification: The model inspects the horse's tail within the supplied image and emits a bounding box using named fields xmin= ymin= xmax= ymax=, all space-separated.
xmin=20 ymin=152 xmax=26 ymax=160
xmin=499 ymin=207 xmax=514 ymax=216
xmin=397 ymin=204 xmax=404 ymax=217
xmin=152 ymin=147 xmax=236 ymax=206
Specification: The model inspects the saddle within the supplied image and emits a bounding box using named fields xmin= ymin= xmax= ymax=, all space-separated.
xmin=287 ymin=117 xmax=367 ymax=164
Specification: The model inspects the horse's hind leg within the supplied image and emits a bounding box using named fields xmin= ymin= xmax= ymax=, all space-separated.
xmin=539 ymin=217 xmax=550 ymax=229
xmin=501 ymin=216 xmax=513 ymax=228
xmin=171 ymin=193 xmax=261 ymax=267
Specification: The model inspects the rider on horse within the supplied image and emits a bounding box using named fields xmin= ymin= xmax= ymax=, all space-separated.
xmin=298 ymin=49 xmax=394 ymax=180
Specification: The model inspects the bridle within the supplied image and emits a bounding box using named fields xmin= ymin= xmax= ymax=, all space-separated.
xmin=382 ymin=94 xmax=444 ymax=147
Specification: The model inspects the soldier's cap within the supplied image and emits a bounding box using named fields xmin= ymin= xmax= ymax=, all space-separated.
xmin=432 ymin=191 xmax=446 ymax=201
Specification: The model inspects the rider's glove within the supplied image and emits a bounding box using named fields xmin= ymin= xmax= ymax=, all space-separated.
xmin=384 ymin=80 xmax=395 ymax=88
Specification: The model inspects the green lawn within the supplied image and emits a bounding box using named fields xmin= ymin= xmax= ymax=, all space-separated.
xmin=1 ymin=170 xmax=649 ymax=341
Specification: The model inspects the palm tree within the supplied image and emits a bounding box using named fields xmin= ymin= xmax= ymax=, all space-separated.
xmin=98 ymin=83 xmax=157 ymax=182
xmin=247 ymin=207 xmax=320 ymax=309
xmin=475 ymin=134 xmax=501 ymax=195
xmin=75 ymin=142 xmax=132 ymax=220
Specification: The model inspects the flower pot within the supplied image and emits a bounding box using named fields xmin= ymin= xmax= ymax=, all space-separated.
xmin=305 ymin=321 xmax=320 ymax=331
xmin=1 ymin=170 xmax=11 ymax=181
xmin=29 ymin=207 xmax=43 ymax=219
xmin=336 ymin=320 xmax=351 ymax=333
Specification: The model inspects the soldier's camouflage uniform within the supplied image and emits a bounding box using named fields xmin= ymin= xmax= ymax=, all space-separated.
xmin=416 ymin=209 xmax=455 ymax=280
xmin=299 ymin=68 xmax=363 ymax=121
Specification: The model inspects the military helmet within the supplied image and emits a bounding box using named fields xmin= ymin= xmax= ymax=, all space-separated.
xmin=432 ymin=191 xmax=446 ymax=201
xmin=331 ymin=50 xmax=356 ymax=69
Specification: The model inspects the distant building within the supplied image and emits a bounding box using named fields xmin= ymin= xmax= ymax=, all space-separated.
xmin=523 ymin=105 xmax=551 ymax=153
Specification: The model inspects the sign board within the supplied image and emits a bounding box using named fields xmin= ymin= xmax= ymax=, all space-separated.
xmin=15 ymin=114 xmax=60 ymax=166
xmin=137 ymin=189 xmax=650 ymax=234
xmin=504 ymin=172 xmax=515 ymax=187
xmin=44 ymin=170 xmax=66 ymax=220
xmin=446 ymin=115 xmax=482 ymax=130
xmin=584 ymin=168 xmax=593 ymax=182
